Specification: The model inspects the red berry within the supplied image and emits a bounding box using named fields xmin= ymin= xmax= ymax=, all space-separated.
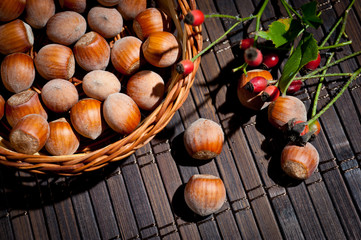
xmin=309 ymin=120 xmax=321 ymax=136
xmin=239 ymin=38 xmax=254 ymax=50
xmin=304 ymin=52 xmax=321 ymax=70
xmin=176 ymin=59 xmax=194 ymax=75
xmin=262 ymin=53 xmax=279 ymax=68
xmin=184 ymin=10 xmax=205 ymax=26
xmin=261 ymin=85 xmax=279 ymax=102
xmin=244 ymin=47 xmax=263 ymax=67
xmin=244 ymin=76 xmax=268 ymax=93
xmin=287 ymin=80 xmax=302 ymax=94
xmin=294 ymin=120 xmax=309 ymax=136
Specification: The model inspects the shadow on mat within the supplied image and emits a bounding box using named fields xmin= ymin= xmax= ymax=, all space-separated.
xmin=0 ymin=162 xmax=120 ymax=210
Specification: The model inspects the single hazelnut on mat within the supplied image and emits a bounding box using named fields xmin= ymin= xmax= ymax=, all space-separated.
xmin=5 ymin=90 xmax=48 ymax=128
xmin=184 ymin=174 xmax=226 ymax=216
xmin=183 ymin=118 xmax=224 ymax=160
xmin=10 ymin=114 xmax=50 ymax=154
xmin=45 ymin=118 xmax=80 ymax=156
xmin=281 ymin=142 xmax=319 ymax=180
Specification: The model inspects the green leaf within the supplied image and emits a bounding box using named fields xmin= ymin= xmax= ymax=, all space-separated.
xmin=279 ymin=32 xmax=319 ymax=93
xmin=301 ymin=1 xmax=323 ymax=29
xmin=257 ymin=18 xmax=303 ymax=48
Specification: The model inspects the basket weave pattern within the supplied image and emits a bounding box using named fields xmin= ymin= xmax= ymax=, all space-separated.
xmin=0 ymin=0 xmax=203 ymax=176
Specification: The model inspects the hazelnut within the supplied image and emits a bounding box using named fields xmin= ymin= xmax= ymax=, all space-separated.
xmin=0 ymin=0 xmax=26 ymax=22
xmin=24 ymin=0 xmax=56 ymax=29
xmin=183 ymin=118 xmax=224 ymax=160
xmin=184 ymin=174 xmax=226 ymax=216
xmin=87 ymin=6 xmax=123 ymax=39
xmin=41 ymin=79 xmax=79 ymax=113
xmin=116 ymin=0 xmax=146 ymax=21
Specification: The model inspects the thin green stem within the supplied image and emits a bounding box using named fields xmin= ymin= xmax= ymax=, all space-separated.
xmin=307 ymin=67 xmax=361 ymax=126
xmin=280 ymin=0 xmax=302 ymax=19
xmin=319 ymin=17 xmax=343 ymax=47
xmin=310 ymin=0 xmax=355 ymax=116
xmin=280 ymin=0 xmax=293 ymax=18
xmin=232 ymin=62 xmax=247 ymax=73
xmin=204 ymin=14 xmax=257 ymax=22
xmin=191 ymin=21 xmax=242 ymax=62
xmin=318 ymin=40 xmax=352 ymax=50
xmin=294 ymin=73 xmax=352 ymax=80
xmin=254 ymin=0 xmax=269 ymax=42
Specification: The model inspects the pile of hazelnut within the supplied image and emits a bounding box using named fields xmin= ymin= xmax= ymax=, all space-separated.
xmin=0 ymin=0 xmax=183 ymax=156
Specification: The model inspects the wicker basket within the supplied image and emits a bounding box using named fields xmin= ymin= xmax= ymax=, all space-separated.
xmin=0 ymin=0 xmax=203 ymax=176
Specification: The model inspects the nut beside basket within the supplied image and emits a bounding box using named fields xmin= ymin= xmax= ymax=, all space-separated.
xmin=0 ymin=0 xmax=203 ymax=176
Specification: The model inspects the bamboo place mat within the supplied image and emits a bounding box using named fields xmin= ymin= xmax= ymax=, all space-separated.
xmin=1 ymin=0 xmax=361 ymax=239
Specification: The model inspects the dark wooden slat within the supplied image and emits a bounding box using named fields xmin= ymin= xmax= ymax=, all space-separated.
xmin=49 ymin=177 xmax=82 ymax=240
xmin=65 ymin=179 xmax=100 ymax=239
xmin=135 ymin=144 xmax=180 ymax=239
xmin=121 ymin=154 xmax=159 ymax=239
xmin=37 ymin=178 xmax=62 ymax=240
xmin=0 ymin=167 xmax=14 ymax=240
xmin=88 ymin=178 xmax=119 ymax=239
xmin=20 ymin=173 xmax=49 ymax=240
xmin=106 ymin=167 xmax=140 ymax=240
xmin=152 ymin=112 xmax=202 ymax=240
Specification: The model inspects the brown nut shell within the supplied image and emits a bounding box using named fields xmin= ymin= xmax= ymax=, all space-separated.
xmin=142 ymin=31 xmax=180 ymax=68
xmin=184 ymin=174 xmax=226 ymax=216
xmin=183 ymin=118 xmax=224 ymax=160
xmin=41 ymin=79 xmax=79 ymax=113
xmin=58 ymin=0 xmax=86 ymax=14
xmin=25 ymin=0 xmax=56 ymax=29
xmin=70 ymin=98 xmax=105 ymax=140
xmin=116 ymin=0 xmax=146 ymax=21
xmin=0 ymin=0 xmax=26 ymax=22
xmin=281 ymin=142 xmax=319 ymax=180
xmin=82 ymin=70 xmax=120 ymax=101
xmin=74 ymin=31 xmax=110 ymax=71
xmin=0 ymin=19 xmax=34 ymax=55
xmin=237 ymin=69 xmax=273 ymax=111
xmin=97 ymin=0 xmax=120 ymax=7
xmin=268 ymin=96 xmax=307 ymax=130
xmin=45 ymin=118 xmax=80 ymax=156
xmin=34 ymin=44 xmax=75 ymax=80
xmin=0 ymin=95 xmax=5 ymax=120
xmin=126 ymin=70 xmax=164 ymax=111
xmin=111 ymin=36 xmax=142 ymax=75
xmin=133 ymin=8 xmax=173 ymax=41
xmin=1 ymin=53 xmax=35 ymax=93
xmin=103 ymin=93 xmax=141 ymax=135
xmin=46 ymin=11 xmax=87 ymax=45
xmin=87 ymin=6 xmax=123 ymax=39
xmin=9 ymin=114 xmax=50 ymax=155
xmin=6 ymin=90 xmax=48 ymax=128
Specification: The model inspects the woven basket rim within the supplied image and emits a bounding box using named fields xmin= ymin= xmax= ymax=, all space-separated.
xmin=0 ymin=0 xmax=203 ymax=176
